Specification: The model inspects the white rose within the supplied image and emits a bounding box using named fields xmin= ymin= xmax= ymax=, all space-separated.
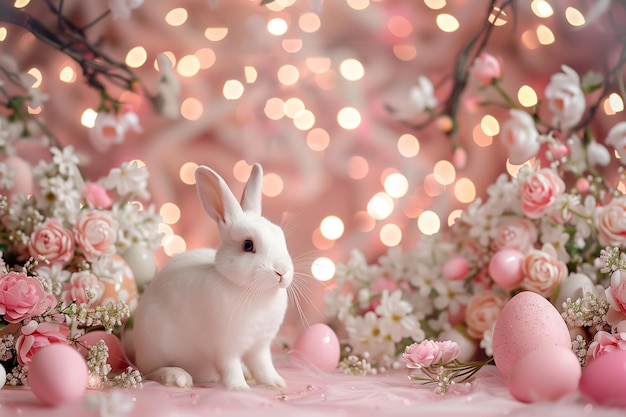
xmin=606 ymin=121 xmax=626 ymax=163
xmin=500 ymin=109 xmax=540 ymax=164
xmin=545 ymin=65 xmax=586 ymax=130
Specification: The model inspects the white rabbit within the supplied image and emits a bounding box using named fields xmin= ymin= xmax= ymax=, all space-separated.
xmin=132 ymin=163 xmax=293 ymax=389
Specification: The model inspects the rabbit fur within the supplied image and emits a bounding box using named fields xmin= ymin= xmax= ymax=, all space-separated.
xmin=133 ymin=163 xmax=293 ymax=389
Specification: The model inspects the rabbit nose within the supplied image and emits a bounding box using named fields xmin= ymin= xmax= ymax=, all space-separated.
xmin=275 ymin=270 xmax=291 ymax=288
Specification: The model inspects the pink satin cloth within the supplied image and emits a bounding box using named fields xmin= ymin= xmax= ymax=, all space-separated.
xmin=0 ymin=358 xmax=623 ymax=417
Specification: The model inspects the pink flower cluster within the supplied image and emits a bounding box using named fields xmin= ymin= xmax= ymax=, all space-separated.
xmin=28 ymin=209 xmax=118 ymax=266
xmin=0 ymin=271 xmax=70 ymax=369
xmin=402 ymin=340 xmax=461 ymax=368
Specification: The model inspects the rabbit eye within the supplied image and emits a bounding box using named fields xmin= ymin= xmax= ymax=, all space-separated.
xmin=242 ymin=239 xmax=255 ymax=253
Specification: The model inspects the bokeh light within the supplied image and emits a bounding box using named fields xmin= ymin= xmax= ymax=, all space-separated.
xmin=223 ymin=80 xmax=244 ymax=100
xmin=454 ymin=178 xmax=476 ymax=203
xmin=180 ymin=97 xmax=202 ymax=120
xmin=311 ymin=257 xmax=335 ymax=281
xmin=348 ymin=156 xmax=369 ymax=179
xmin=384 ymin=173 xmax=409 ymax=198
xmin=320 ymin=216 xmax=345 ymax=240
xmin=165 ymin=8 xmax=188 ymax=26
xmin=262 ymin=173 xmax=284 ymax=197
xmin=417 ymin=210 xmax=440 ymax=235
xmin=436 ymin=14 xmax=460 ymax=32
xmin=339 ymin=59 xmax=365 ymax=81
xmin=380 ymin=223 xmax=402 ymax=247
xmin=179 ymin=162 xmax=198 ymax=185
xmin=306 ymin=128 xmax=330 ymax=151
xmin=125 ymin=46 xmax=147 ymax=68
xmin=367 ymin=192 xmax=394 ymax=220
xmin=397 ymin=134 xmax=420 ymax=157
xmin=433 ymin=160 xmax=455 ymax=185
xmin=337 ymin=107 xmax=361 ymax=130
xmin=268 ymin=17 xmax=288 ymax=36
xmin=160 ymin=202 xmax=181 ymax=224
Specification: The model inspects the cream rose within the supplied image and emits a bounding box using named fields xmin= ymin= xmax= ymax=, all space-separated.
xmin=29 ymin=219 xmax=75 ymax=267
xmin=597 ymin=197 xmax=626 ymax=247
xmin=465 ymin=290 xmax=508 ymax=339
xmin=521 ymin=245 xmax=567 ymax=297
xmin=493 ymin=218 xmax=538 ymax=252
xmin=74 ymin=210 xmax=119 ymax=261
xmin=519 ymin=167 xmax=566 ymax=219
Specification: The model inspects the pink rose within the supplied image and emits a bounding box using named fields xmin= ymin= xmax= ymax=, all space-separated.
xmin=74 ymin=210 xmax=119 ymax=261
xmin=605 ymin=121 xmax=626 ymax=163
xmin=586 ymin=330 xmax=626 ymax=363
xmin=521 ymin=246 xmax=567 ymax=297
xmin=84 ymin=181 xmax=113 ymax=210
xmin=545 ymin=65 xmax=585 ymax=130
xmin=519 ymin=168 xmax=566 ymax=219
xmin=0 ymin=272 xmax=56 ymax=323
xmin=15 ymin=320 xmax=70 ymax=368
xmin=29 ymin=219 xmax=75 ymax=267
xmin=62 ymin=271 xmax=105 ymax=306
xmin=465 ymin=290 xmax=507 ymax=339
xmin=470 ymin=52 xmax=502 ymax=85
xmin=500 ymin=109 xmax=540 ymax=165
xmin=402 ymin=339 xmax=460 ymax=368
xmin=597 ymin=197 xmax=626 ymax=247
xmin=605 ymin=270 xmax=626 ymax=323
xmin=493 ymin=218 xmax=538 ymax=252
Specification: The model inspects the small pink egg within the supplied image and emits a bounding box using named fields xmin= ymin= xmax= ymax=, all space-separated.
xmin=28 ymin=343 xmax=88 ymax=407
xmin=508 ymin=345 xmax=581 ymax=403
xmin=488 ymin=249 xmax=524 ymax=290
xmin=579 ymin=349 xmax=626 ymax=407
xmin=2 ymin=156 xmax=33 ymax=199
xmin=492 ymin=291 xmax=571 ymax=379
xmin=292 ymin=323 xmax=340 ymax=373
xmin=77 ymin=331 xmax=127 ymax=372
xmin=442 ymin=257 xmax=469 ymax=281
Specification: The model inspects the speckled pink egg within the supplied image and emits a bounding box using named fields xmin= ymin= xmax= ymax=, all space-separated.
xmin=492 ymin=291 xmax=571 ymax=379
xmin=579 ymin=349 xmax=626 ymax=407
xmin=27 ymin=344 xmax=88 ymax=406
xmin=292 ymin=323 xmax=340 ymax=373
xmin=508 ymin=344 xmax=581 ymax=402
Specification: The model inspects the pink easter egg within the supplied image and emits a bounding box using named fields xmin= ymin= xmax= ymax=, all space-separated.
xmin=488 ymin=249 xmax=524 ymax=290
xmin=292 ymin=323 xmax=340 ymax=373
xmin=579 ymin=349 xmax=626 ymax=407
xmin=27 ymin=343 xmax=88 ymax=406
xmin=442 ymin=257 xmax=469 ymax=281
xmin=492 ymin=291 xmax=571 ymax=379
xmin=508 ymin=345 xmax=581 ymax=403
xmin=77 ymin=331 xmax=127 ymax=372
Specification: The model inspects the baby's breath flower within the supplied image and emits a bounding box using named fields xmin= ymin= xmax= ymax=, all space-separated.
xmin=338 ymin=354 xmax=373 ymax=376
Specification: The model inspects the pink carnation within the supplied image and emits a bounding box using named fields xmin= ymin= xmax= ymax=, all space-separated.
xmin=15 ymin=320 xmax=70 ymax=369
xmin=519 ymin=168 xmax=566 ymax=219
xmin=402 ymin=339 xmax=460 ymax=368
xmin=586 ymin=328 xmax=626 ymax=364
xmin=29 ymin=219 xmax=75 ymax=267
xmin=74 ymin=210 xmax=119 ymax=261
xmin=0 ymin=272 xmax=56 ymax=323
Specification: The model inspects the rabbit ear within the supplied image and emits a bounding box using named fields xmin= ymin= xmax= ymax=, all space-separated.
xmin=240 ymin=163 xmax=263 ymax=215
xmin=195 ymin=166 xmax=243 ymax=225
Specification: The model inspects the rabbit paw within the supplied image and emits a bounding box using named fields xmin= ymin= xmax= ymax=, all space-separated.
xmin=256 ymin=372 xmax=286 ymax=389
xmin=151 ymin=367 xmax=193 ymax=388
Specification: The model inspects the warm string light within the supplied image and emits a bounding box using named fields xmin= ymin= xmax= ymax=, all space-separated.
xmin=88 ymin=1 xmax=624 ymax=283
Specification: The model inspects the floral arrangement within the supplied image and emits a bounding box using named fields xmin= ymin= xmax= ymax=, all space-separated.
xmin=326 ymin=4 xmax=626 ymax=389
xmin=0 ymin=3 xmax=165 ymax=388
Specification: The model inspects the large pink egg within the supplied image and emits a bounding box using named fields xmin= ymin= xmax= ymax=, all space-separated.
xmin=77 ymin=331 xmax=127 ymax=372
xmin=28 ymin=343 xmax=88 ymax=406
xmin=488 ymin=249 xmax=524 ymax=290
xmin=580 ymin=349 xmax=626 ymax=407
xmin=492 ymin=291 xmax=571 ymax=379
xmin=292 ymin=323 xmax=340 ymax=373
xmin=508 ymin=345 xmax=581 ymax=403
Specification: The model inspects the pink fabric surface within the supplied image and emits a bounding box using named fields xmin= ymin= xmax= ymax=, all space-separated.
xmin=0 ymin=357 xmax=623 ymax=417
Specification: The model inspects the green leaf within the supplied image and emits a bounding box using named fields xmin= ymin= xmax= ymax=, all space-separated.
xmin=260 ymin=0 xmax=275 ymax=4
xmin=581 ymin=70 xmax=604 ymax=93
